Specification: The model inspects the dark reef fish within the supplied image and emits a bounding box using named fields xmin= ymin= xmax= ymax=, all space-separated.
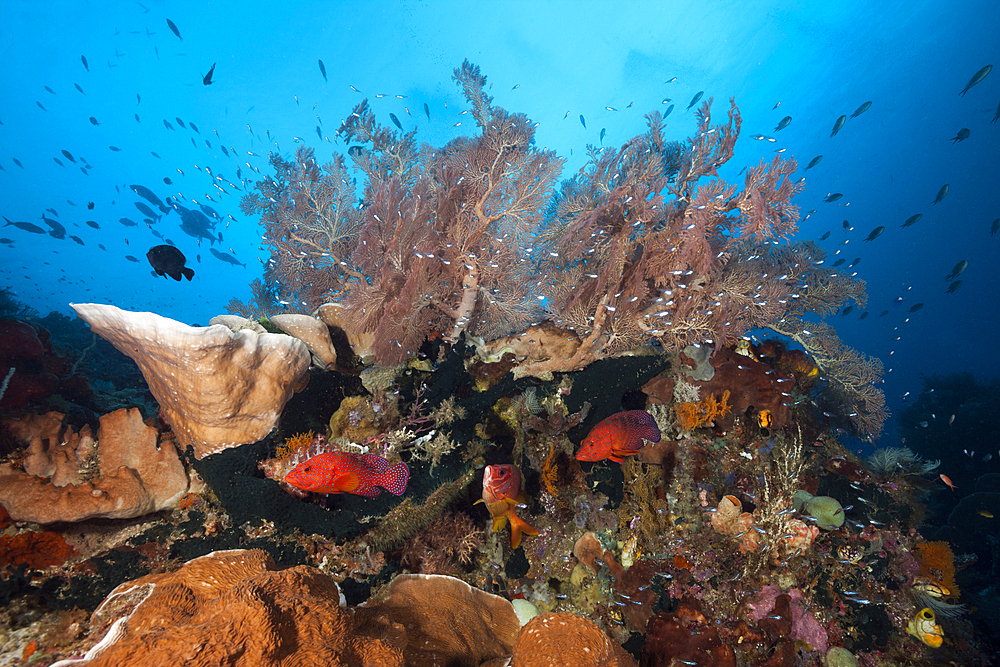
xmin=901 ymin=213 xmax=922 ymax=228
xmin=130 ymin=184 xmax=170 ymax=213
xmin=863 ymin=226 xmax=885 ymax=242
xmin=175 ymin=117 xmax=186 ymax=129
xmin=389 ymin=113 xmax=403 ymax=131
xmin=579 ymin=114 xmax=586 ymax=129
xmin=125 ymin=255 xmax=140 ymax=263
xmin=134 ymin=201 xmax=160 ymax=221
xmin=89 ymin=116 xmax=99 ymax=125
xmin=687 ymin=90 xmax=704 ymax=110
xmin=945 ymin=260 xmax=967 ymax=281
xmin=210 ymin=248 xmax=246 ymax=267
xmin=850 ymin=101 xmax=872 ymax=118
xmin=75 ymin=83 xmax=85 ymax=94
xmin=41 ymin=216 xmax=66 ymax=239
xmin=663 ymin=103 xmax=674 ymax=117
xmin=147 ymin=244 xmax=194 ymax=281
xmin=163 ymin=119 xmax=174 ymax=130
xmin=908 ymin=303 xmax=924 ymax=313
xmin=931 ymin=183 xmax=949 ymax=205
xmin=946 ymin=280 xmax=962 ymax=294
xmin=823 ymin=193 xmax=843 ymax=202
xmin=960 ymin=64 xmax=991 ymax=96
xmin=81 ymin=55 xmax=89 ymax=71
xmin=166 ymin=18 xmax=182 ymax=40
xmin=3 ymin=217 xmax=45 ymax=234
xmin=202 ymin=62 xmax=216 ymax=85
xmin=119 ymin=217 xmax=138 ymax=227
xmin=831 ymin=114 xmax=846 ymax=137
xmin=805 ymin=155 xmax=822 ymax=170
xmin=950 ymin=128 xmax=970 ymax=143
xmin=318 ymin=59 xmax=327 ymax=82
xmin=775 ymin=115 xmax=791 ymax=131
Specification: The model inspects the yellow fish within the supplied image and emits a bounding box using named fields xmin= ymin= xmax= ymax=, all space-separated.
xmin=977 ymin=509 xmax=994 ymax=518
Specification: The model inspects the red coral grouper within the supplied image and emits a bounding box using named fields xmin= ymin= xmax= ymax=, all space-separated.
xmin=576 ymin=409 xmax=661 ymax=463
xmin=284 ymin=451 xmax=409 ymax=497
xmin=476 ymin=464 xmax=538 ymax=549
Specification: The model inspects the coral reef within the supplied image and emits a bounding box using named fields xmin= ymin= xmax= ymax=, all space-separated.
xmin=7 ymin=60 xmax=995 ymax=667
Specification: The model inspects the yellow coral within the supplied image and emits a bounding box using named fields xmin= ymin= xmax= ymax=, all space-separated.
xmin=674 ymin=390 xmax=732 ymax=431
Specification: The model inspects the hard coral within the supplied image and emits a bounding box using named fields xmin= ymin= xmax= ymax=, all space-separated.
xmin=55 ymin=549 xmax=406 ymax=667
xmin=370 ymin=573 xmax=519 ymax=667
xmin=71 ymin=303 xmax=310 ymax=458
xmin=269 ymin=313 xmax=338 ymax=369
xmin=512 ymin=612 xmax=637 ymax=667
xmin=0 ymin=408 xmax=192 ymax=523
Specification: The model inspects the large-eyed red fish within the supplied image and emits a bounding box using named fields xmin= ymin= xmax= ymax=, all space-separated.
xmin=284 ymin=451 xmax=409 ymax=497
xmin=576 ymin=409 xmax=661 ymax=463
xmin=476 ymin=464 xmax=538 ymax=549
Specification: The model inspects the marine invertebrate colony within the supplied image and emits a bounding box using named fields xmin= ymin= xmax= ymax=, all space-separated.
xmin=238 ymin=61 xmax=884 ymax=439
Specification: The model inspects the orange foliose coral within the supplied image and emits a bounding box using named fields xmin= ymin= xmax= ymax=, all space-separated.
xmin=674 ymin=390 xmax=732 ymax=431
xmin=914 ymin=541 xmax=960 ymax=597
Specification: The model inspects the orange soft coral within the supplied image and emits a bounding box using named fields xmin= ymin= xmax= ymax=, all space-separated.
xmin=674 ymin=390 xmax=732 ymax=431
xmin=277 ymin=430 xmax=315 ymax=459
xmin=0 ymin=531 xmax=76 ymax=569
xmin=914 ymin=541 xmax=960 ymax=597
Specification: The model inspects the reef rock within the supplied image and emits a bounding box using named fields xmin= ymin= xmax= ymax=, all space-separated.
xmin=0 ymin=408 xmax=192 ymax=523
xmin=71 ymin=303 xmax=310 ymax=458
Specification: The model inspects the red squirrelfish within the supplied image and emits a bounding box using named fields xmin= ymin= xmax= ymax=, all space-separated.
xmin=576 ymin=410 xmax=661 ymax=463
xmin=284 ymin=451 xmax=409 ymax=498
xmin=476 ymin=464 xmax=538 ymax=549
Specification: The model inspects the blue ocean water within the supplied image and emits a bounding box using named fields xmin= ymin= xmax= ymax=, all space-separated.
xmin=1 ymin=0 xmax=997 ymax=447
